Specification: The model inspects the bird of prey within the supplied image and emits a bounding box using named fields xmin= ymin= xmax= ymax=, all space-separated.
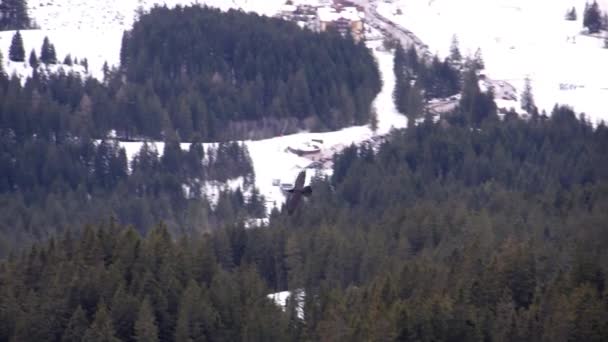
xmin=286 ymin=170 xmax=312 ymax=215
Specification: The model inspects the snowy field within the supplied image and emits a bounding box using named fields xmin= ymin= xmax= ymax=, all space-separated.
xmin=376 ymin=0 xmax=608 ymax=124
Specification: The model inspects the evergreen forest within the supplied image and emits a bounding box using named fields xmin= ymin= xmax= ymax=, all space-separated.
xmin=1 ymin=105 xmax=607 ymax=341
xmin=0 ymin=5 xmax=381 ymax=143
xmin=0 ymin=2 xmax=607 ymax=342
xmin=120 ymin=6 xmax=381 ymax=140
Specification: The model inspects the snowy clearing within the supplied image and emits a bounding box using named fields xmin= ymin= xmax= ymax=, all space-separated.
xmin=267 ymin=289 xmax=305 ymax=319
xmin=111 ymin=42 xmax=407 ymax=215
xmin=376 ymin=0 xmax=608 ymax=124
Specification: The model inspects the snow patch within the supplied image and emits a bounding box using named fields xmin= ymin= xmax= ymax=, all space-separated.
xmin=267 ymin=289 xmax=305 ymax=319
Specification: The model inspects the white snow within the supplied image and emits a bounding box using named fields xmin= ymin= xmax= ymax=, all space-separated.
xmin=0 ymin=29 xmax=96 ymax=79
xmin=376 ymin=0 xmax=608 ymax=124
xmin=267 ymin=289 xmax=305 ymax=319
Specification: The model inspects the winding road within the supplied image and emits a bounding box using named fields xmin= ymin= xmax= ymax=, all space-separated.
xmin=353 ymin=0 xmax=432 ymax=59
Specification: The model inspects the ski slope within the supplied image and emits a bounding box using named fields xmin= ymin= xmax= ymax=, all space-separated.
xmin=377 ymin=0 xmax=608 ymax=124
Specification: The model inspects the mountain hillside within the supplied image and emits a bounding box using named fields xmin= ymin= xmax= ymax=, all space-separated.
xmin=377 ymin=0 xmax=608 ymax=124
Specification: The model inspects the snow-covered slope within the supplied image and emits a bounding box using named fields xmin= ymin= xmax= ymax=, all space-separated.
xmin=0 ymin=0 xmax=291 ymax=79
xmin=377 ymin=0 xmax=608 ymax=124
xmin=114 ymin=42 xmax=406 ymax=214
xmin=28 ymin=0 xmax=289 ymax=31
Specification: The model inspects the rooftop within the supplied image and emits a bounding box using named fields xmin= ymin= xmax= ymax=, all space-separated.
xmin=317 ymin=6 xmax=364 ymax=22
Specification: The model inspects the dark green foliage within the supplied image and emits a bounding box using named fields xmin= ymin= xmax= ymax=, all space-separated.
xmin=1 ymin=108 xmax=608 ymax=340
xmin=83 ymin=301 xmax=121 ymax=342
xmin=393 ymin=43 xmax=461 ymax=120
xmin=584 ymin=1 xmax=603 ymax=33
xmin=0 ymin=6 xmax=381 ymax=142
xmin=449 ymin=34 xmax=462 ymax=63
xmin=8 ymin=30 xmax=25 ymax=62
xmin=134 ymin=297 xmax=159 ymax=342
xmin=521 ymin=76 xmax=536 ymax=113
xmin=28 ymin=48 xmax=38 ymax=68
xmin=0 ymin=132 xmax=257 ymax=255
xmin=63 ymin=54 xmax=73 ymax=66
xmin=40 ymin=36 xmax=57 ymax=64
xmin=0 ymin=225 xmax=291 ymax=341
xmin=457 ymin=66 xmax=497 ymax=126
xmin=0 ymin=0 xmax=30 ymax=30
xmin=62 ymin=306 xmax=89 ymax=342
xmin=264 ymin=107 xmax=608 ymax=339
xmin=118 ymin=5 xmax=380 ymax=140
xmin=566 ymin=6 xmax=578 ymax=21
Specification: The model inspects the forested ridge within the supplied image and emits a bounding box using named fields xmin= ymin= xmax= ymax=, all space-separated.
xmin=0 ymin=3 xmax=380 ymax=254
xmin=1 ymin=2 xmax=608 ymax=340
xmin=0 ymin=133 xmax=262 ymax=257
xmin=119 ymin=5 xmax=381 ymax=140
xmin=2 ymin=106 xmax=607 ymax=341
xmin=0 ymin=5 xmax=381 ymax=142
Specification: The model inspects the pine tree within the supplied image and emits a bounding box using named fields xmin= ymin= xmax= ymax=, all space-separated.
xmin=473 ymin=48 xmax=485 ymax=71
xmin=134 ymin=297 xmax=159 ymax=342
xmin=566 ymin=7 xmax=577 ymax=21
xmin=102 ymin=61 xmax=110 ymax=81
xmin=449 ymin=34 xmax=462 ymax=64
xmin=521 ymin=76 xmax=536 ymax=113
xmin=9 ymin=31 xmax=25 ymax=62
xmin=120 ymin=31 xmax=130 ymax=70
xmin=40 ymin=37 xmax=56 ymax=64
xmin=583 ymin=1 xmax=602 ymax=33
xmin=49 ymin=44 xmax=57 ymax=64
xmin=61 ymin=306 xmax=89 ymax=342
xmin=63 ymin=54 xmax=73 ymax=66
xmin=83 ymin=301 xmax=121 ymax=342
xmin=29 ymin=49 xmax=39 ymax=69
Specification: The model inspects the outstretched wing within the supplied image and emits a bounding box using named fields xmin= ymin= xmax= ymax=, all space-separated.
xmin=294 ymin=170 xmax=306 ymax=190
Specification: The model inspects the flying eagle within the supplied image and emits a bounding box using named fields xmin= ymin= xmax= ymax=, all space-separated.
xmin=286 ymin=170 xmax=312 ymax=215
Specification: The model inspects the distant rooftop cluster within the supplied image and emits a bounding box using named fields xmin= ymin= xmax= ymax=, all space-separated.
xmin=276 ymin=0 xmax=366 ymax=42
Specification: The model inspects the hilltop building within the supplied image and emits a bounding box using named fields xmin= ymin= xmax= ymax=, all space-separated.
xmin=276 ymin=1 xmax=366 ymax=41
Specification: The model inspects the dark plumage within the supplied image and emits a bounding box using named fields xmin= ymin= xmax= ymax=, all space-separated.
xmin=286 ymin=170 xmax=312 ymax=215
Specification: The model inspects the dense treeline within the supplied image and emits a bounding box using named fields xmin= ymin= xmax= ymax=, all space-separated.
xmin=393 ymin=43 xmax=462 ymax=120
xmin=0 ymin=0 xmax=30 ymax=30
xmin=119 ymin=5 xmax=381 ymax=140
xmin=3 ymin=105 xmax=607 ymax=340
xmin=263 ymin=106 xmax=608 ymax=340
xmin=0 ymin=131 xmax=262 ymax=257
xmin=0 ymin=5 xmax=380 ymax=142
xmin=0 ymin=224 xmax=293 ymax=341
